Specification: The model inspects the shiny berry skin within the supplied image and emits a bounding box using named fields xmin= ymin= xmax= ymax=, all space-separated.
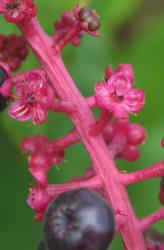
xmin=37 ymin=239 xmax=47 ymax=250
xmin=0 ymin=66 xmax=7 ymax=87
xmin=43 ymin=188 xmax=115 ymax=250
xmin=0 ymin=94 xmax=8 ymax=113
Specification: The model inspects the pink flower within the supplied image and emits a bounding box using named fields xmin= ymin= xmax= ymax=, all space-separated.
xmin=20 ymin=134 xmax=65 ymax=186
xmin=105 ymin=64 xmax=134 ymax=83
xmin=0 ymin=0 xmax=37 ymax=23
xmin=8 ymin=72 xmax=54 ymax=124
xmin=74 ymin=4 xmax=102 ymax=37
xmin=95 ymin=72 xmax=145 ymax=118
xmin=27 ymin=185 xmax=51 ymax=220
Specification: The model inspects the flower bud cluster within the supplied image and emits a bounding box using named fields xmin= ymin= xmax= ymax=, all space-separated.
xmin=103 ymin=118 xmax=146 ymax=161
xmin=0 ymin=34 xmax=28 ymax=71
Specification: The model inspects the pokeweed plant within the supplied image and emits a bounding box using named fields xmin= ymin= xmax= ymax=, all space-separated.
xmin=0 ymin=0 xmax=164 ymax=249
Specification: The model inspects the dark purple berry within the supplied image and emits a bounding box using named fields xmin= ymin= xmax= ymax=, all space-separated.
xmin=0 ymin=66 xmax=8 ymax=87
xmin=43 ymin=188 xmax=115 ymax=250
xmin=78 ymin=7 xmax=100 ymax=31
xmin=0 ymin=94 xmax=8 ymax=113
xmin=37 ymin=239 xmax=47 ymax=250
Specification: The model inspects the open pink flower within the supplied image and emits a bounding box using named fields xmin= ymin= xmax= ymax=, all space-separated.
xmin=0 ymin=0 xmax=37 ymax=23
xmin=74 ymin=4 xmax=102 ymax=37
xmin=95 ymin=72 xmax=145 ymax=118
xmin=8 ymin=72 xmax=54 ymax=124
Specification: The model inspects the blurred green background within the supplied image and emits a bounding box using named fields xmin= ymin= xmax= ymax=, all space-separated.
xmin=0 ymin=0 xmax=164 ymax=249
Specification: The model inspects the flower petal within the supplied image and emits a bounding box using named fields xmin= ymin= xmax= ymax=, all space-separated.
xmin=124 ymin=89 xmax=145 ymax=113
xmin=108 ymin=73 xmax=132 ymax=96
xmin=8 ymin=101 xmax=32 ymax=121
xmin=95 ymin=81 xmax=114 ymax=111
xmin=113 ymin=105 xmax=129 ymax=118
xmin=15 ymin=82 xmax=26 ymax=97
xmin=32 ymin=106 xmax=47 ymax=124
xmin=29 ymin=167 xmax=47 ymax=187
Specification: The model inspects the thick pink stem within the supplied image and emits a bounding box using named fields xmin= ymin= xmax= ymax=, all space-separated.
xmin=89 ymin=110 xmax=113 ymax=136
xmin=140 ymin=206 xmax=164 ymax=231
xmin=120 ymin=160 xmax=164 ymax=185
xmin=46 ymin=175 xmax=103 ymax=198
xmin=47 ymin=129 xmax=79 ymax=150
xmin=18 ymin=18 xmax=146 ymax=249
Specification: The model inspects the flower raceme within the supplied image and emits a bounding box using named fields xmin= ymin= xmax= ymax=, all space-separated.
xmin=8 ymin=72 xmax=54 ymax=124
xmin=0 ymin=0 xmax=37 ymax=23
xmin=95 ymin=71 xmax=145 ymax=118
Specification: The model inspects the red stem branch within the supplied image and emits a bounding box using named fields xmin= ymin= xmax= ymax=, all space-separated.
xmin=120 ymin=160 xmax=164 ymax=185
xmin=46 ymin=175 xmax=103 ymax=198
xmin=140 ymin=206 xmax=164 ymax=231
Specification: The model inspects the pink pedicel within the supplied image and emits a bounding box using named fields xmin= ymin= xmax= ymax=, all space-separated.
xmin=0 ymin=0 xmax=37 ymax=23
xmin=8 ymin=72 xmax=54 ymax=124
xmin=1 ymin=2 xmax=163 ymax=249
xmin=95 ymin=72 xmax=145 ymax=118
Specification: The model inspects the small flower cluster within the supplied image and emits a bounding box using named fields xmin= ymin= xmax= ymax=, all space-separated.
xmin=53 ymin=10 xmax=83 ymax=46
xmin=103 ymin=118 xmax=146 ymax=161
xmin=20 ymin=134 xmax=65 ymax=187
xmin=95 ymin=64 xmax=145 ymax=118
xmin=52 ymin=5 xmax=102 ymax=50
xmin=0 ymin=33 xmax=28 ymax=71
xmin=0 ymin=0 xmax=37 ymax=23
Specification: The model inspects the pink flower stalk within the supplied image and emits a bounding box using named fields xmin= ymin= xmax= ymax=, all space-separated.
xmin=0 ymin=0 xmax=37 ymax=23
xmin=8 ymin=72 xmax=54 ymax=124
xmin=95 ymin=72 xmax=145 ymax=118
